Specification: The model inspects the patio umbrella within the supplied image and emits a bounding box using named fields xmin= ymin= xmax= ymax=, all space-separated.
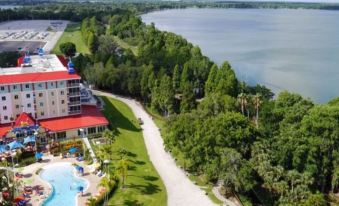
xmin=23 ymin=136 xmax=36 ymax=144
xmin=7 ymin=141 xmax=24 ymax=150
xmin=35 ymin=152 xmax=43 ymax=159
xmin=69 ymin=147 xmax=77 ymax=154
xmin=77 ymin=186 xmax=84 ymax=193
xmin=0 ymin=145 xmax=7 ymax=153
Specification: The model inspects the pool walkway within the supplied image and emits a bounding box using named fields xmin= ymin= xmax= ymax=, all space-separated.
xmin=16 ymin=154 xmax=102 ymax=206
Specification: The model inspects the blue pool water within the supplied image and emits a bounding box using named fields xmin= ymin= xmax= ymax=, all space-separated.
xmin=40 ymin=163 xmax=88 ymax=206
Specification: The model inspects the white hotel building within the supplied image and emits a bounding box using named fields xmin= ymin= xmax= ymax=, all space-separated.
xmin=0 ymin=54 xmax=108 ymax=140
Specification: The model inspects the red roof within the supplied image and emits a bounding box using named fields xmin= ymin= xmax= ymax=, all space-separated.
xmin=0 ymin=124 xmax=11 ymax=137
xmin=14 ymin=113 xmax=35 ymax=127
xmin=39 ymin=105 xmax=108 ymax=132
xmin=0 ymin=71 xmax=80 ymax=85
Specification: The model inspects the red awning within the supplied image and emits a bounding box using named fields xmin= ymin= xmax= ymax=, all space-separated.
xmin=40 ymin=105 xmax=108 ymax=132
xmin=14 ymin=113 xmax=35 ymax=127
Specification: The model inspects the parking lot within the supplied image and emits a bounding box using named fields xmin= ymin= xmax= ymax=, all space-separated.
xmin=0 ymin=20 xmax=68 ymax=53
xmin=0 ymin=41 xmax=46 ymax=53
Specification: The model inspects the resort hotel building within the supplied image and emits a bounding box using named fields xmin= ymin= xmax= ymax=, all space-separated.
xmin=0 ymin=53 xmax=108 ymax=144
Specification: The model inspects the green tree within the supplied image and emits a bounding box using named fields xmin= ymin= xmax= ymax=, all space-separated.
xmin=215 ymin=62 xmax=238 ymax=97
xmin=59 ymin=42 xmax=76 ymax=57
xmin=117 ymin=159 xmax=128 ymax=189
xmin=204 ymin=64 xmax=218 ymax=96
xmin=172 ymin=65 xmax=181 ymax=93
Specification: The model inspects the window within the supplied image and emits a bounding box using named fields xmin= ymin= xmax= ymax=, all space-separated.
xmin=13 ymin=85 xmax=17 ymax=90
xmin=60 ymin=81 xmax=64 ymax=86
xmin=39 ymin=102 xmax=43 ymax=107
xmin=60 ymin=91 xmax=65 ymax=95
xmin=40 ymin=112 xmax=44 ymax=116
xmin=62 ymin=109 xmax=65 ymax=113
xmin=1 ymin=96 xmax=5 ymax=101
xmin=56 ymin=131 xmax=66 ymax=140
xmin=51 ymin=92 xmax=54 ymax=96
xmin=27 ymin=103 xmax=31 ymax=108
xmin=38 ymin=83 xmax=42 ymax=88
xmin=14 ymin=95 xmax=19 ymax=99
xmin=25 ymin=84 xmax=29 ymax=89
xmin=26 ymin=94 xmax=30 ymax=98
xmin=52 ymin=101 xmax=55 ymax=105
xmin=39 ymin=93 xmax=43 ymax=97
xmin=0 ymin=86 xmax=4 ymax=91
xmin=98 ymin=126 xmax=106 ymax=133
xmin=88 ymin=127 xmax=97 ymax=135
xmin=15 ymin=105 xmax=19 ymax=109
xmin=3 ymin=106 xmax=7 ymax=110
xmin=61 ymin=100 xmax=65 ymax=104
xmin=4 ymin=116 xmax=8 ymax=120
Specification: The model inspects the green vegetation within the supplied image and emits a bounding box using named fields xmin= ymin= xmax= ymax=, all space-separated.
xmin=53 ymin=23 xmax=90 ymax=55
xmin=94 ymin=96 xmax=166 ymax=206
xmin=1 ymin=3 xmax=339 ymax=206
xmin=0 ymin=51 xmax=20 ymax=67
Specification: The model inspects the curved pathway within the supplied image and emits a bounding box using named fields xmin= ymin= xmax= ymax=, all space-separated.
xmin=93 ymin=90 xmax=237 ymax=206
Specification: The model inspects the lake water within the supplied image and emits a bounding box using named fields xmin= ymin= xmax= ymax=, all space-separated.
xmin=142 ymin=8 xmax=339 ymax=103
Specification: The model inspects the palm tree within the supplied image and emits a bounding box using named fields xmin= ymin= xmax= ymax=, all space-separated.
xmin=252 ymin=93 xmax=262 ymax=128
xmin=237 ymin=93 xmax=246 ymax=115
xmin=102 ymin=129 xmax=115 ymax=145
xmin=117 ymin=159 xmax=128 ymax=189
xmin=86 ymin=196 xmax=97 ymax=206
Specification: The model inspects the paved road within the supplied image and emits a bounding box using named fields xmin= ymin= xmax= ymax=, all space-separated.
xmin=93 ymin=90 xmax=219 ymax=206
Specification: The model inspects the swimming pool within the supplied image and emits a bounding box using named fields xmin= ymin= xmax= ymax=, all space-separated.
xmin=40 ymin=162 xmax=88 ymax=206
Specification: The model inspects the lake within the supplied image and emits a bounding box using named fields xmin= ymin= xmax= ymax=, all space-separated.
xmin=142 ymin=8 xmax=339 ymax=103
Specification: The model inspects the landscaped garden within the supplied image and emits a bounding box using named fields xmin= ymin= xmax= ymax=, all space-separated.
xmin=90 ymin=96 xmax=167 ymax=206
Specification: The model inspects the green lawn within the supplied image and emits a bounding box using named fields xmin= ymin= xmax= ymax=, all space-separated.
xmin=52 ymin=23 xmax=90 ymax=54
xmin=144 ymin=107 xmax=223 ymax=205
xmin=112 ymin=36 xmax=138 ymax=56
xmin=100 ymin=97 xmax=167 ymax=206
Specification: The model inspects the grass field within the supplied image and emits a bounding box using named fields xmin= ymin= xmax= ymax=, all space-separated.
xmin=52 ymin=23 xmax=90 ymax=54
xmin=99 ymin=97 xmax=167 ymax=206
xmin=113 ymin=36 xmax=138 ymax=56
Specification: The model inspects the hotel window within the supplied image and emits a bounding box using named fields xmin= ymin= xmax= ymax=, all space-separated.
xmin=88 ymin=127 xmax=96 ymax=135
xmin=61 ymin=100 xmax=65 ymax=104
xmin=27 ymin=103 xmax=31 ymax=108
xmin=40 ymin=112 xmax=44 ymax=116
xmin=3 ymin=106 xmax=7 ymax=110
xmin=60 ymin=91 xmax=65 ymax=95
xmin=39 ymin=93 xmax=43 ymax=97
xmin=39 ymin=102 xmax=44 ymax=107
xmin=25 ymin=84 xmax=29 ymax=89
xmin=15 ymin=105 xmax=19 ymax=109
xmin=51 ymin=92 xmax=54 ymax=96
xmin=57 ymin=131 xmax=66 ymax=140
xmin=4 ymin=116 xmax=8 ymax=120
xmin=14 ymin=95 xmax=19 ymax=99
xmin=13 ymin=85 xmax=17 ymax=90
xmin=52 ymin=101 xmax=55 ymax=105
xmin=26 ymin=94 xmax=30 ymax=98
xmin=1 ymin=96 xmax=5 ymax=101
xmin=0 ymin=86 xmax=4 ymax=91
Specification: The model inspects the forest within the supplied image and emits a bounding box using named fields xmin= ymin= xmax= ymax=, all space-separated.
xmin=0 ymin=3 xmax=339 ymax=206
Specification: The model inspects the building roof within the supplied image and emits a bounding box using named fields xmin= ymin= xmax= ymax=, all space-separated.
xmin=0 ymin=71 xmax=80 ymax=85
xmin=0 ymin=54 xmax=80 ymax=85
xmin=0 ymin=124 xmax=11 ymax=138
xmin=14 ymin=112 xmax=35 ymax=127
xmin=39 ymin=105 xmax=109 ymax=132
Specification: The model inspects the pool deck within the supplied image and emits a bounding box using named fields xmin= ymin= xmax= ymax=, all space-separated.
xmin=16 ymin=154 xmax=102 ymax=206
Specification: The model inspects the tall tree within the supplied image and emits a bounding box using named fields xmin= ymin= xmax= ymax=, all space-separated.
xmin=253 ymin=93 xmax=262 ymax=128
xmin=204 ymin=64 xmax=218 ymax=96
